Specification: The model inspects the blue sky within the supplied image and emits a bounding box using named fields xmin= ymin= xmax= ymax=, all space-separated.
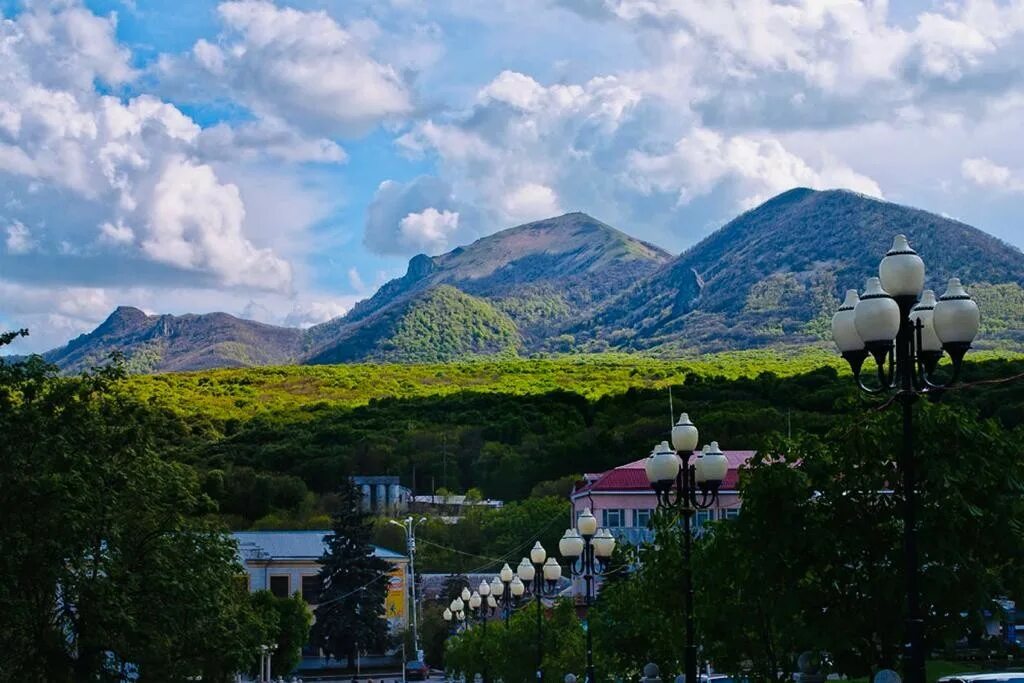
xmin=3 ymin=0 xmax=1024 ymax=352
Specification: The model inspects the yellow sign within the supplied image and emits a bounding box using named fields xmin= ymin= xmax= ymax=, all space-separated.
xmin=385 ymin=566 xmax=406 ymax=623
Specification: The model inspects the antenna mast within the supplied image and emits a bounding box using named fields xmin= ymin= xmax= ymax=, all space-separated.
xmin=669 ymin=386 xmax=675 ymax=427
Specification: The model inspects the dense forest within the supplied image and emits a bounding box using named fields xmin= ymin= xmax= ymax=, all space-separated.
xmin=113 ymin=351 xmax=1024 ymax=540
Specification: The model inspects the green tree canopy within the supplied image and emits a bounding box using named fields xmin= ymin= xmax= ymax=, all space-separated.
xmin=0 ymin=340 xmax=269 ymax=681
xmin=311 ymin=482 xmax=392 ymax=667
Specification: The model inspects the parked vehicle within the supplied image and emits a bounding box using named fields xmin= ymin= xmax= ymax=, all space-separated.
xmin=938 ymin=673 xmax=1024 ymax=683
xmin=404 ymin=659 xmax=430 ymax=681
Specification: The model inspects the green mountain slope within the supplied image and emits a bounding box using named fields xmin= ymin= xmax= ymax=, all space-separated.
xmin=306 ymin=212 xmax=672 ymax=355
xmin=30 ymin=190 xmax=1024 ymax=372
xmin=306 ymin=285 xmax=521 ymax=364
xmin=580 ymin=188 xmax=1024 ymax=353
xmin=45 ymin=306 xmax=305 ymax=373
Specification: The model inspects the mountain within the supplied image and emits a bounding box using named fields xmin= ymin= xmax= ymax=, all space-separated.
xmin=29 ymin=191 xmax=1024 ymax=372
xmin=45 ymin=306 xmax=305 ymax=373
xmin=304 ymin=212 xmax=672 ymax=360
xmin=578 ymin=188 xmax=1024 ymax=353
xmin=306 ymin=285 xmax=521 ymax=363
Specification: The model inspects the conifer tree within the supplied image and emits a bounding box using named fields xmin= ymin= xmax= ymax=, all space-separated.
xmin=311 ymin=482 xmax=392 ymax=668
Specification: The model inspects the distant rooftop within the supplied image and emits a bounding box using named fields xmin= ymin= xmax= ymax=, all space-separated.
xmin=233 ymin=530 xmax=406 ymax=562
xmin=573 ymin=451 xmax=756 ymax=496
xmin=411 ymin=495 xmax=503 ymax=507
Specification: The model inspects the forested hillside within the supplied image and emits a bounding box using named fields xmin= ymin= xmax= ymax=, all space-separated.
xmin=122 ymin=351 xmax=1024 ymax=533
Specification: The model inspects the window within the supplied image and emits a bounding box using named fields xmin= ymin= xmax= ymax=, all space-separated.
xmin=299 ymin=577 xmax=319 ymax=602
xmin=695 ymin=510 xmax=714 ymax=527
xmin=602 ymin=508 xmax=625 ymax=528
xmin=633 ymin=509 xmax=653 ymax=528
xmin=301 ymin=574 xmax=322 ymax=603
xmin=269 ymin=574 xmax=290 ymax=598
xmin=722 ymin=508 xmax=740 ymax=520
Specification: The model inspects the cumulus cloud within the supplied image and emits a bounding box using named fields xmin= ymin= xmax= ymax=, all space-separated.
xmin=162 ymin=0 xmax=413 ymax=137
xmin=5 ymin=221 xmax=34 ymax=254
xmin=363 ymin=176 xmax=464 ymax=255
xmin=399 ymin=207 xmax=461 ymax=253
xmin=501 ymin=183 xmax=560 ymax=222
xmin=627 ymin=127 xmax=882 ymax=208
xmin=283 ymin=299 xmax=358 ymax=328
xmin=0 ymin=1 xmax=294 ymax=293
xmin=196 ymin=118 xmax=347 ymax=164
xmin=396 ymin=70 xmax=643 ymax=233
xmin=962 ymin=157 xmax=1024 ymax=192
xmin=143 ymin=156 xmax=291 ymax=289
xmin=395 ymin=68 xmax=878 ymax=239
xmin=557 ymin=0 xmax=1024 ymax=129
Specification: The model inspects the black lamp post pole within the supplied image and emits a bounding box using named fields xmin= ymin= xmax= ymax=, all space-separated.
xmin=499 ymin=577 xmax=514 ymax=625
xmin=840 ymin=282 xmax=974 ymax=683
xmin=565 ymin=532 xmax=609 ymax=683
xmin=526 ymin=558 xmax=559 ymax=682
xmin=652 ymin=449 xmax=721 ymax=683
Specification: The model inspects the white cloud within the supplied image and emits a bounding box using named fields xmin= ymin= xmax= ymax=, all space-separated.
xmin=627 ymin=127 xmax=882 ymax=208
xmin=363 ymin=176 xmax=463 ymax=255
xmin=0 ymin=1 xmax=295 ymax=293
xmin=98 ymin=220 xmax=134 ymax=245
xmin=962 ymin=157 xmax=1024 ymax=192
xmin=399 ymin=207 xmax=461 ymax=253
xmin=10 ymin=1 xmax=135 ymax=91
xmin=163 ymin=0 xmax=413 ymax=137
xmin=196 ymin=118 xmax=347 ymax=164
xmin=501 ymin=183 xmax=560 ymax=222
xmin=283 ymin=299 xmax=357 ymax=328
xmin=143 ymin=156 xmax=291 ymax=289
xmin=397 ymin=71 xmax=643 ymax=232
xmin=5 ymin=221 xmax=34 ymax=254
xmin=347 ymin=267 xmax=366 ymax=291
xmin=557 ymin=0 xmax=1024 ymax=129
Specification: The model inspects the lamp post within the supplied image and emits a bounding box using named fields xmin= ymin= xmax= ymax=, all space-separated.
xmin=492 ymin=562 xmax=525 ymax=625
xmin=390 ymin=516 xmax=427 ymax=659
xmin=517 ymin=542 xmax=563 ymax=682
xmin=559 ymin=507 xmax=616 ymax=683
xmin=643 ymin=414 xmax=729 ymax=683
xmin=831 ymin=235 xmax=980 ymax=683
xmin=469 ymin=581 xmax=496 ymax=683
xmin=447 ymin=595 xmax=466 ymax=634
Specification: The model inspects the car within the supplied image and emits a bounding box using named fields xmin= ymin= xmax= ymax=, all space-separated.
xmin=938 ymin=673 xmax=1024 ymax=683
xmin=404 ymin=659 xmax=430 ymax=681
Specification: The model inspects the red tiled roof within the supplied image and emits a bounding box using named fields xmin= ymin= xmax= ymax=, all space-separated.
xmin=575 ymin=451 xmax=756 ymax=495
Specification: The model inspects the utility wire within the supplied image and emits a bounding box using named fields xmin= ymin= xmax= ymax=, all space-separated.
xmin=316 ymin=510 xmax=565 ymax=607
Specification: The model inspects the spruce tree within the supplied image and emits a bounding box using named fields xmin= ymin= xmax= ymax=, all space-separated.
xmin=311 ymin=482 xmax=392 ymax=668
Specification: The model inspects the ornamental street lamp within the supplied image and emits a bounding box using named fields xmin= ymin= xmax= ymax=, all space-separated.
xmin=446 ymin=596 xmax=467 ymax=635
xmin=831 ymin=234 xmax=980 ymax=683
xmin=559 ymin=507 xmax=616 ymax=683
xmin=492 ymin=562 xmax=525 ymax=625
xmin=644 ymin=414 xmax=729 ymax=683
xmin=518 ymin=542 xmax=563 ymax=682
xmin=466 ymin=586 xmax=495 ymax=683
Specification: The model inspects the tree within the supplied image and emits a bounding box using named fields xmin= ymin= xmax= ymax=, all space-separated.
xmin=0 ymin=338 xmax=268 ymax=681
xmin=446 ymin=600 xmax=584 ymax=682
xmin=589 ymin=513 xmax=688 ymax=679
xmin=250 ymin=591 xmax=313 ymax=677
xmin=694 ymin=449 xmax=813 ymax=683
xmin=311 ymin=482 xmax=392 ymax=667
xmin=693 ymin=402 xmax=1024 ymax=680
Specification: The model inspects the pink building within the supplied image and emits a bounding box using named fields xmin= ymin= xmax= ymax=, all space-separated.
xmin=570 ymin=450 xmax=755 ymax=547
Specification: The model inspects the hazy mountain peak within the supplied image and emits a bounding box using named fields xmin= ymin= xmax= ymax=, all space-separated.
xmin=34 ymin=193 xmax=1024 ymax=372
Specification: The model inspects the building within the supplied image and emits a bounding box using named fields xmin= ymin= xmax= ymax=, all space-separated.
xmin=410 ymin=494 xmax=503 ymax=521
xmin=233 ymin=530 xmax=409 ymax=670
xmin=351 ymin=476 xmax=411 ymax=514
xmin=570 ymin=450 xmax=755 ymax=546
